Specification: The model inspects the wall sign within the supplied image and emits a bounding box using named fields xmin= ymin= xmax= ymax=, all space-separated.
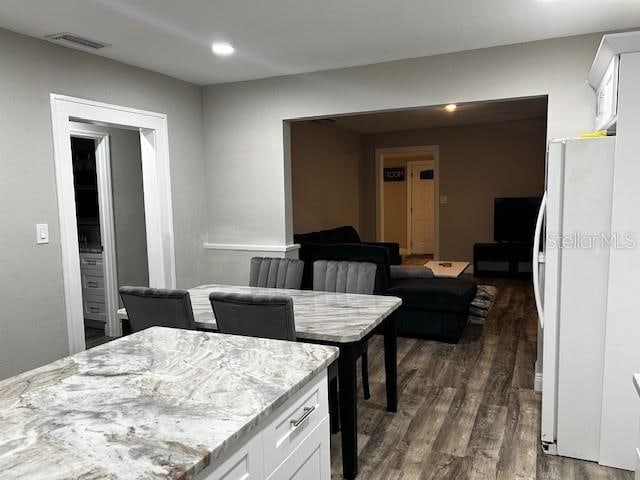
xmin=420 ymin=169 xmax=434 ymax=180
xmin=383 ymin=167 xmax=405 ymax=182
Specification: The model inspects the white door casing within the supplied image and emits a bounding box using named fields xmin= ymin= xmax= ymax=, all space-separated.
xmin=375 ymin=145 xmax=440 ymax=259
xmin=68 ymin=122 xmax=120 ymax=341
xmin=50 ymin=94 xmax=176 ymax=354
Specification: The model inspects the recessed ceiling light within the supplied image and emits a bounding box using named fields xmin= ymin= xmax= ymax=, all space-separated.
xmin=211 ymin=42 xmax=235 ymax=56
xmin=445 ymin=104 xmax=457 ymax=112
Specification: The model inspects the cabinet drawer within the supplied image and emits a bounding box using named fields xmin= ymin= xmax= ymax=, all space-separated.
xmin=82 ymin=272 xmax=104 ymax=291
xmin=80 ymin=254 xmax=104 ymax=271
xmin=84 ymin=300 xmax=106 ymax=321
xmin=266 ymin=416 xmax=330 ymax=480
xmin=263 ymin=372 xmax=328 ymax=476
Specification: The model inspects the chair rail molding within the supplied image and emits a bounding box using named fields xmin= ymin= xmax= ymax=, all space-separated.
xmin=203 ymin=242 xmax=301 ymax=253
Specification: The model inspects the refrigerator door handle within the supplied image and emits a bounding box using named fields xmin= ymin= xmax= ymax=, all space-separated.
xmin=533 ymin=192 xmax=547 ymax=328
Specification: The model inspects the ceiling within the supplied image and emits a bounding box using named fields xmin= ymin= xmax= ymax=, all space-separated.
xmin=312 ymin=97 xmax=548 ymax=134
xmin=0 ymin=1 xmax=639 ymax=85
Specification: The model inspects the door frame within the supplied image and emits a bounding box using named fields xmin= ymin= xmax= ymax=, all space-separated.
xmin=69 ymin=122 xmax=120 ymax=342
xmin=375 ymin=145 xmax=439 ymax=259
xmin=50 ymin=94 xmax=176 ymax=354
xmin=406 ymin=159 xmax=437 ymax=256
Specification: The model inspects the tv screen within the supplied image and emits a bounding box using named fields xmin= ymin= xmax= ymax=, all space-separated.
xmin=494 ymin=197 xmax=542 ymax=242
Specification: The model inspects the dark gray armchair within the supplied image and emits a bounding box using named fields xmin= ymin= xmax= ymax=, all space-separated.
xmin=119 ymin=286 xmax=196 ymax=333
xmin=249 ymin=257 xmax=304 ymax=289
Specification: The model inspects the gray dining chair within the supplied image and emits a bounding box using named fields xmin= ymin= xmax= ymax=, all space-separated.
xmin=208 ymin=291 xmax=296 ymax=341
xmin=119 ymin=286 xmax=196 ymax=333
xmin=249 ymin=257 xmax=304 ymax=289
xmin=313 ymin=260 xmax=376 ymax=400
xmin=209 ymin=290 xmax=340 ymax=433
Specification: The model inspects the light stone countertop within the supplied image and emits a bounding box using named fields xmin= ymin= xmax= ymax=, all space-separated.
xmin=0 ymin=327 xmax=338 ymax=479
xmin=118 ymin=284 xmax=403 ymax=344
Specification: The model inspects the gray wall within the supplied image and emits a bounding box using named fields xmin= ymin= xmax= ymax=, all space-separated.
xmin=202 ymin=33 xmax=602 ymax=284
xmin=0 ymin=27 xmax=207 ymax=379
xmin=109 ymin=128 xmax=149 ymax=294
xmin=290 ymin=121 xmax=363 ymax=234
xmin=363 ymin=118 xmax=547 ymax=259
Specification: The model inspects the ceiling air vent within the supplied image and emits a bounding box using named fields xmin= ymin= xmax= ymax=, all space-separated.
xmin=45 ymin=32 xmax=111 ymax=50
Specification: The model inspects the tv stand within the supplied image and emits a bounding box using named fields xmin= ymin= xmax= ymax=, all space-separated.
xmin=473 ymin=242 xmax=533 ymax=279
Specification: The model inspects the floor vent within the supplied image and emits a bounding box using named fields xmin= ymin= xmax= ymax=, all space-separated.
xmin=45 ymin=32 xmax=111 ymax=50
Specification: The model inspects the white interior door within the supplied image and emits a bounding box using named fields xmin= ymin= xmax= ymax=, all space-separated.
xmin=409 ymin=161 xmax=435 ymax=254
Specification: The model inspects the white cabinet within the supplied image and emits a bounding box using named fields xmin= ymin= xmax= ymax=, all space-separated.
xmin=199 ymin=434 xmax=264 ymax=480
xmin=267 ymin=418 xmax=330 ymax=480
xmin=595 ymin=57 xmax=619 ymax=131
xmin=80 ymin=252 xmax=106 ymax=323
xmin=196 ymin=372 xmax=330 ymax=480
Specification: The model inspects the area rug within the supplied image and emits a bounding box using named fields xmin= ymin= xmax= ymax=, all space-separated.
xmin=468 ymin=284 xmax=497 ymax=325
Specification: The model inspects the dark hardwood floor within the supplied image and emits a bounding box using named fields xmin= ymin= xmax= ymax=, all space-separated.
xmin=330 ymin=278 xmax=632 ymax=479
xmin=84 ymin=326 xmax=112 ymax=349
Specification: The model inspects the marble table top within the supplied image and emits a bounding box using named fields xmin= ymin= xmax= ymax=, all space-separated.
xmin=0 ymin=327 xmax=338 ymax=480
xmin=119 ymin=284 xmax=402 ymax=344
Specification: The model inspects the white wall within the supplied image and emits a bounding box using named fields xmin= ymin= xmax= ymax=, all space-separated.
xmin=202 ymin=33 xmax=602 ymax=283
xmin=109 ymin=128 xmax=149 ymax=295
xmin=0 ymin=27 xmax=207 ymax=379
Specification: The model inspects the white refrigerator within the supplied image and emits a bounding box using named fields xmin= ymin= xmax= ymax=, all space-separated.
xmin=533 ymin=136 xmax=616 ymax=461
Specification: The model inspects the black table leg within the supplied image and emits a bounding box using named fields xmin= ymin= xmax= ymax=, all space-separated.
xmin=338 ymin=343 xmax=358 ymax=479
xmin=383 ymin=314 xmax=398 ymax=412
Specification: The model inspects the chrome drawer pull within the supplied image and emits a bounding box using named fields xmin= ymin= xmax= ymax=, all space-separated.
xmin=86 ymin=260 xmax=97 ymax=265
xmin=290 ymin=405 xmax=316 ymax=429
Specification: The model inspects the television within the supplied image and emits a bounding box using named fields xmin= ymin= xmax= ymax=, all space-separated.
xmin=494 ymin=197 xmax=542 ymax=243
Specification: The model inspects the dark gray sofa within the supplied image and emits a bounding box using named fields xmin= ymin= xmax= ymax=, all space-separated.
xmin=296 ymin=241 xmax=477 ymax=342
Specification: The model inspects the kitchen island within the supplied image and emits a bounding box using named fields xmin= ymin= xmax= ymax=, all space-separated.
xmin=0 ymin=327 xmax=338 ymax=479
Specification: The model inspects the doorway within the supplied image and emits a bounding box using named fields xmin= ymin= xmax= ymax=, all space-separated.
xmin=51 ymin=94 xmax=175 ymax=354
xmin=70 ymin=123 xmax=149 ymax=349
xmin=376 ymin=145 xmax=440 ymax=258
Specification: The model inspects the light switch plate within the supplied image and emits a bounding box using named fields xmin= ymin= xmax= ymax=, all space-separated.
xmin=36 ymin=223 xmax=49 ymax=244
xmin=440 ymin=196 xmax=448 ymax=205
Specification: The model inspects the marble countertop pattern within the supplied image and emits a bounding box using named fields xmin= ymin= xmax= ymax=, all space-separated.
xmin=120 ymin=284 xmax=402 ymax=344
xmin=0 ymin=327 xmax=338 ymax=480
xmin=634 ymin=374 xmax=640 ymax=397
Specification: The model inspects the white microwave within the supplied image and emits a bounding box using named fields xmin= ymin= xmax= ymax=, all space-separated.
xmin=595 ymin=56 xmax=619 ymax=132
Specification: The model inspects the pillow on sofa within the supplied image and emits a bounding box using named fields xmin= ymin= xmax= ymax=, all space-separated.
xmin=390 ymin=265 xmax=434 ymax=279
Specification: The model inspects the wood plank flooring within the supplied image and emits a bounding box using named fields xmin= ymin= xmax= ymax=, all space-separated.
xmin=84 ymin=326 xmax=112 ymax=349
xmin=330 ymin=278 xmax=632 ymax=480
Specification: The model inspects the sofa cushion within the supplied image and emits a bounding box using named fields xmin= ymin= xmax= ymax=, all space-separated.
xmin=390 ymin=265 xmax=434 ymax=279
xmin=387 ymin=278 xmax=477 ymax=313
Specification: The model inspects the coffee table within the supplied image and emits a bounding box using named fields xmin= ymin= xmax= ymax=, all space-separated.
xmin=425 ymin=260 xmax=470 ymax=278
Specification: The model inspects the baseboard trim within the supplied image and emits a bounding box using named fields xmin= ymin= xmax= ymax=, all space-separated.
xmin=534 ymin=372 xmax=543 ymax=392
xmin=203 ymin=242 xmax=301 ymax=253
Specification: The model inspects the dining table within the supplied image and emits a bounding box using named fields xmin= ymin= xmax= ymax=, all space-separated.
xmin=118 ymin=284 xmax=402 ymax=479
